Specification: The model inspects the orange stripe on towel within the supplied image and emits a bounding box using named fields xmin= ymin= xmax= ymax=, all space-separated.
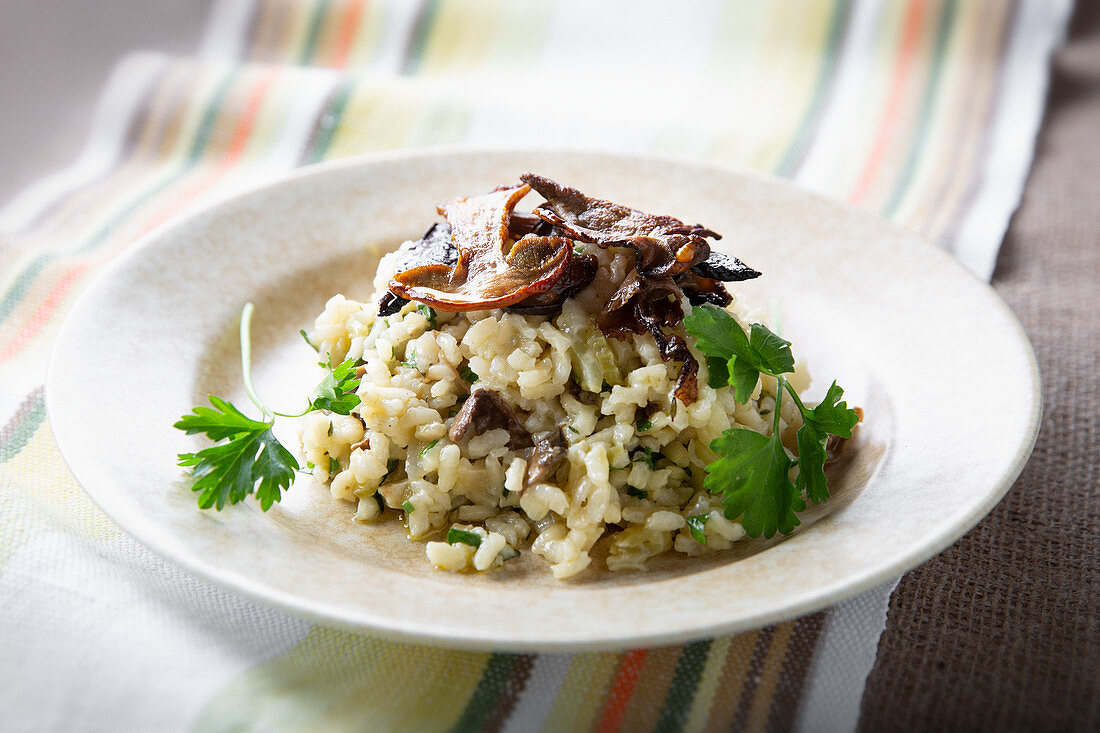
xmin=849 ymin=0 xmax=928 ymax=206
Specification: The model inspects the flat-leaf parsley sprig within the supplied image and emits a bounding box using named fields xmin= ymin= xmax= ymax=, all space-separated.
xmin=683 ymin=304 xmax=861 ymax=538
xmin=174 ymin=303 xmax=362 ymax=511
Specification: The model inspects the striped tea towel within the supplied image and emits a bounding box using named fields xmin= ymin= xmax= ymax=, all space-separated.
xmin=0 ymin=1 xmax=1072 ymax=731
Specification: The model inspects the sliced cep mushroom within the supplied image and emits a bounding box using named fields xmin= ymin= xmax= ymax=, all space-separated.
xmin=522 ymin=173 xmax=712 ymax=277
xmin=377 ymin=223 xmax=459 ymax=315
xmin=389 ymin=185 xmax=574 ymax=312
xmin=447 ymin=388 xmax=533 ymax=449
xmin=678 ymin=271 xmax=733 ymax=307
xmin=505 ymin=252 xmax=598 ymax=315
xmin=508 ymin=211 xmax=553 ymax=238
xmin=596 ymin=272 xmax=700 ymax=405
xmin=677 ymin=250 xmax=760 ymax=309
xmin=525 ymin=427 xmax=569 ymax=489
xmin=690 ymin=250 xmax=760 ymax=282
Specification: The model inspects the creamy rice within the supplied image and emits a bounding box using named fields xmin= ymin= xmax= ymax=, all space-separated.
xmin=301 ymin=243 xmax=808 ymax=579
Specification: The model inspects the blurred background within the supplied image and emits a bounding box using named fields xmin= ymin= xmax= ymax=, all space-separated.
xmin=0 ymin=0 xmax=211 ymax=204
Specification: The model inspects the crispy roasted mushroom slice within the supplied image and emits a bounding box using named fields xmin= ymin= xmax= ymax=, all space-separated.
xmin=448 ymin=388 xmax=533 ymax=449
xmin=596 ymin=273 xmax=700 ymax=405
xmin=525 ymin=427 xmax=569 ymax=489
xmin=377 ymin=223 xmax=459 ymax=315
xmin=508 ymin=212 xmax=553 ymax=238
xmin=505 ymin=252 xmax=598 ymax=315
xmin=678 ymin=271 xmax=733 ymax=307
xmin=522 ymin=173 xmax=712 ymax=277
xmin=377 ymin=291 xmax=408 ymax=317
xmin=389 ymin=185 xmax=574 ymax=311
xmin=690 ymin=250 xmax=760 ymax=282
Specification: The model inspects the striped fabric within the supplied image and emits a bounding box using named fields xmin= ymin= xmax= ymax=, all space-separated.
xmin=0 ymin=1 xmax=1071 ymax=731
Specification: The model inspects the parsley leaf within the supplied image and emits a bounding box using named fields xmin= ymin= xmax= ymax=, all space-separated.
xmin=446 ymin=527 xmax=482 ymax=548
xmin=684 ymin=306 xmax=860 ymax=537
xmin=459 ymin=365 xmax=479 ymax=383
xmin=633 ymin=446 xmax=660 ymax=470
xmin=174 ymin=303 xmax=365 ymax=513
xmin=796 ymin=380 xmax=860 ymax=437
xmin=791 ymin=381 xmax=859 ymax=504
xmin=684 ymin=305 xmax=794 ymax=402
xmin=705 ymin=425 xmax=804 ymax=538
xmin=307 ymin=358 xmax=361 ymax=415
xmin=686 ymin=514 xmax=709 ymax=544
xmin=417 ymin=303 xmax=438 ymax=327
xmin=299 ymin=328 xmax=319 ymax=352
xmin=175 ymin=396 xmax=297 ymax=511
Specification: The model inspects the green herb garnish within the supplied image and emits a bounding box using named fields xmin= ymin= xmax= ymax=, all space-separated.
xmin=626 ymin=487 xmax=648 ymax=499
xmin=175 ymin=396 xmax=297 ymax=511
xmin=686 ymin=514 xmax=709 ymax=544
xmin=417 ymin=303 xmax=438 ymax=327
xmin=328 ymin=456 xmax=340 ymax=474
xmin=446 ymin=527 xmax=482 ymax=548
xmin=401 ymin=499 xmax=415 ymax=514
xmin=308 ymin=357 xmax=362 ymax=415
xmin=419 ymin=439 xmax=439 ymax=457
xmin=299 ymin=328 xmax=318 ymax=352
xmin=174 ymin=303 xmax=363 ymax=511
xmin=633 ymin=446 xmax=660 ymax=470
xmin=381 ymin=458 xmax=398 ymax=483
xmin=459 ymin=365 xmax=479 ymax=383
xmin=401 ymin=349 xmax=418 ymax=370
xmin=684 ymin=305 xmax=860 ymax=538
xmin=635 ymin=417 xmax=653 ymax=432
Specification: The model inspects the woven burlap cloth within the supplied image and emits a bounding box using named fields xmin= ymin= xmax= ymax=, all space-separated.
xmin=860 ymin=4 xmax=1100 ymax=731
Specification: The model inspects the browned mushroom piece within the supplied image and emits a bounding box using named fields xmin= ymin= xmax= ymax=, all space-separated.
xmin=525 ymin=427 xmax=569 ymax=488
xmin=504 ymin=252 xmax=598 ymax=315
xmin=691 ymin=250 xmax=760 ymax=282
xmin=596 ymin=272 xmax=700 ymax=404
xmin=378 ymin=223 xmax=460 ymax=315
xmin=447 ymin=388 xmax=533 ymax=449
xmin=678 ymin=271 xmax=734 ymax=307
xmin=389 ymin=185 xmax=575 ymax=312
xmin=522 ymin=173 xmax=713 ymax=278
xmin=508 ymin=211 xmax=553 ymax=238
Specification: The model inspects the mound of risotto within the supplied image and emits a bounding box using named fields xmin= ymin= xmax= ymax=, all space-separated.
xmin=300 ymin=174 xmax=827 ymax=580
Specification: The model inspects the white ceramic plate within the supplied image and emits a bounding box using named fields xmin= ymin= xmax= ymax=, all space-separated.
xmin=47 ymin=149 xmax=1040 ymax=651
